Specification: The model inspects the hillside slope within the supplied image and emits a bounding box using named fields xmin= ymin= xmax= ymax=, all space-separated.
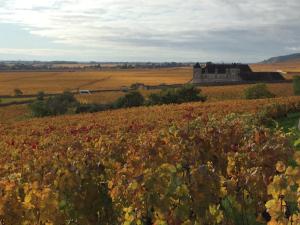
xmin=262 ymin=53 xmax=300 ymax=64
xmin=1 ymin=96 xmax=300 ymax=128
xmin=1 ymin=97 xmax=300 ymax=224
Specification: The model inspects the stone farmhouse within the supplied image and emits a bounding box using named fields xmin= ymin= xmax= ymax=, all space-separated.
xmin=192 ymin=62 xmax=285 ymax=84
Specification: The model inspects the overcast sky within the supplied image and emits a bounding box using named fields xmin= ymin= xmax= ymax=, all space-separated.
xmin=0 ymin=0 xmax=299 ymax=62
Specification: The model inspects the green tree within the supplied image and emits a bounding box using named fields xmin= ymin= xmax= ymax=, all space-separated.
xmin=114 ymin=91 xmax=145 ymax=108
xmin=36 ymin=91 xmax=45 ymax=101
xmin=29 ymin=100 xmax=50 ymax=117
xmin=29 ymin=91 xmax=79 ymax=117
xmin=244 ymin=83 xmax=275 ymax=99
xmin=293 ymin=76 xmax=300 ymax=95
xmin=176 ymin=84 xmax=207 ymax=103
xmin=148 ymin=84 xmax=206 ymax=105
xmin=14 ymin=88 xmax=23 ymax=97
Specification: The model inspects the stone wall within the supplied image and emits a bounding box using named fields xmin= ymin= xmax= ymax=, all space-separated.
xmin=192 ymin=68 xmax=242 ymax=83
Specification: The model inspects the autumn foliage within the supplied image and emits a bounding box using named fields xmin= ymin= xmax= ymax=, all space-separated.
xmin=1 ymin=97 xmax=300 ymax=224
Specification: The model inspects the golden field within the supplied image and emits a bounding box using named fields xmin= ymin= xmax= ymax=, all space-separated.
xmin=0 ymin=64 xmax=299 ymax=96
xmin=251 ymin=62 xmax=300 ymax=80
xmin=251 ymin=62 xmax=300 ymax=73
xmin=0 ymin=67 xmax=191 ymax=95
xmin=202 ymin=82 xmax=294 ymax=101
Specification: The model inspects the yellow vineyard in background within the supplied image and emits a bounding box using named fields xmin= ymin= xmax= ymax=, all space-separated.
xmin=0 ymin=68 xmax=191 ymax=95
xmin=0 ymin=63 xmax=299 ymax=95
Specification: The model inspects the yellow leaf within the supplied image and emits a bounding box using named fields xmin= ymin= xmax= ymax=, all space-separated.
xmin=276 ymin=161 xmax=286 ymax=173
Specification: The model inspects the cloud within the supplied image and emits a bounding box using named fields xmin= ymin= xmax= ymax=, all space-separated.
xmin=285 ymin=46 xmax=300 ymax=52
xmin=0 ymin=0 xmax=300 ymax=61
xmin=0 ymin=48 xmax=83 ymax=56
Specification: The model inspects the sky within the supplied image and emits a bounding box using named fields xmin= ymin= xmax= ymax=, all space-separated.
xmin=0 ymin=0 xmax=299 ymax=62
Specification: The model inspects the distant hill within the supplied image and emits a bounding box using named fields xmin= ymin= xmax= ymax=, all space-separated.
xmin=261 ymin=53 xmax=300 ymax=64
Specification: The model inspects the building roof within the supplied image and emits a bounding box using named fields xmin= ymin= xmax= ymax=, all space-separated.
xmin=193 ymin=62 xmax=285 ymax=82
xmin=201 ymin=63 xmax=253 ymax=74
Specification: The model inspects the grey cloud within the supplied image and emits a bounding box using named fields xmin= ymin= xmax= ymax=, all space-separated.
xmin=0 ymin=0 xmax=300 ymax=61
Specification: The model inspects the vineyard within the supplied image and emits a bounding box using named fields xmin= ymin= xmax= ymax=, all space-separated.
xmin=0 ymin=68 xmax=191 ymax=95
xmin=0 ymin=64 xmax=298 ymax=96
xmin=251 ymin=63 xmax=300 ymax=74
xmin=0 ymin=82 xmax=294 ymax=124
xmin=0 ymin=96 xmax=300 ymax=224
xmin=0 ymin=104 xmax=29 ymax=123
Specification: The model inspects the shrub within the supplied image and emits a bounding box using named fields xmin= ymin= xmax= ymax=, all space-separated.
xmin=29 ymin=91 xmax=79 ymax=117
xmin=46 ymin=97 xmax=70 ymax=115
xmin=130 ymin=83 xmax=145 ymax=90
xmin=293 ymin=76 xmax=300 ymax=95
xmin=148 ymin=84 xmax=207 ymax=105
xmin=75 ymin=103 xmax=111 ymax=113
xmin=114 ymin=91 xmax=145 ymax=108
xmin=264 ymin=103 xmax=288 ymax=119
xmin=36 ymin=91 xmax=45 ymax=101
xmin=148 ymin=92 xmax=162 ymax=105
xmin=43 ymin=92 xmax=78 ymax=116
xmin=176 ymin=84 xmax=207 ymax=102
xmin=14 ymin=88 xmax=23 ymax=97
xmin=57 ymin=91 xmax=77 ymax=104
xmin=29 ymin=100 xmax=50 ymax=117
xmin=244 ymin=83 xmax=275 ymax=99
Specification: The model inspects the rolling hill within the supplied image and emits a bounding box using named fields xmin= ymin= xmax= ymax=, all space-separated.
xmin=261 ymin=53 xmax=300 ymax=64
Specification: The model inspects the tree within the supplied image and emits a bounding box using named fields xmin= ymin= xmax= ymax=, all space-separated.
xmin=147 ymin=84 xmax=207 ymax=105
xmin=244 ymin=83 xmax=275 ymax=99
xmin=293 ymin=76 xmax=300 ymax=95
xmin=46 ymin=91 xmax=78 ymax=115
xmin=114 ymin=91 xmax=145 ymax=108
xmin=29 ymin=91 xmax=79 ymax=117
xmin=14 ymin=89 xmax=23 ymax=97
xmin=36 ymin=91 xmax=45 ymax=101
xmin=29 ymin=100 xmax=50 ymax=117
xmin=176 ymin=84 xmax=207 ymax=103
